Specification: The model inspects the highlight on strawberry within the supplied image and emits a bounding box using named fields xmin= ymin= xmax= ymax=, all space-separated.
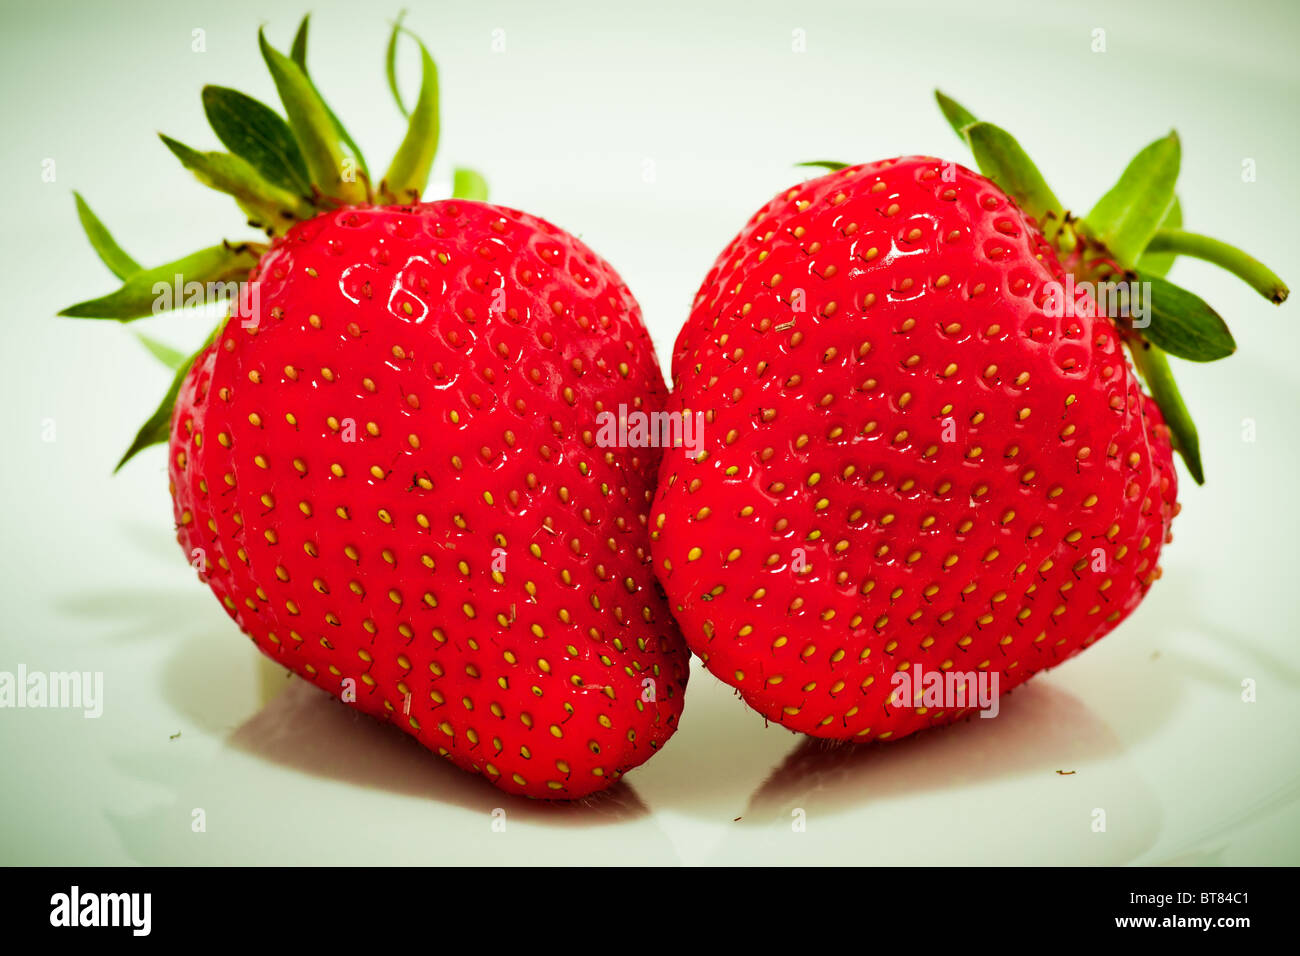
xmin=650 ymin=91 xmax=1287 ymax=743
xmin=60 ymin=16 xmax=691 ymax=800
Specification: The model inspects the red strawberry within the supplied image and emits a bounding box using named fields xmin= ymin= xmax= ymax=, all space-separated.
xmin=64 ymin=20 xmax=688 ymax=798
xmin=651 ymin=97 xmax=1287 ymax=743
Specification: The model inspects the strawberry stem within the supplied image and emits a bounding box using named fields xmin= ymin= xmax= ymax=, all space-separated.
xmin=1145 ymin=228 xmax=1289 ymax=304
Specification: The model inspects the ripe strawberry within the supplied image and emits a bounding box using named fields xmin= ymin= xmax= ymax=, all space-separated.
xmin=650 ymin=95 xmax=1287 ymax=743
xmin=63 ymin=19 xmax=689 ymax=798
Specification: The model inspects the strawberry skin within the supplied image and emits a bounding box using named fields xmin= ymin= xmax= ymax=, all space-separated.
xmin=170 ymin=200 xmax=690 ymax=798
xmin=651 ymin=158 xmax=1177 ymax=741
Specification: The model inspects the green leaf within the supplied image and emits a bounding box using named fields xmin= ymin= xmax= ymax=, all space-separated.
xmin=72 ymin=192 xmax=141 ymax=280
xmin=286 ymin=16 xmax=370 ymax=182
xmin=135 ymin=333 xmax=186 ymax=370
xmin=258 ymin=27 xmax=367 ymax=204
xmin=381 ymin=28 xmax=440 ymax=203
xmin=1083 ymin=132 xmax=1180 ymax=269
xmin=451 ymin=167 xmax=489 ymax=201
xmin=59 ymin=243 xmax=260 ymax=321
xmin=1128 ymin=341 xmax=1204 ymax=485
xmin=386 ymin=10 xmax=410 ymax=117
xmin=796 ymin=161 xmax=849 ymax=172
xmin=933 ymin=101 xmax=1071 ymax=241
xmin=1144 ymin=227 xmax=1289 ymax=304
xmin=159 ymin=134 xmax=314 ymax=229
xmin=934 ymin=90 xmax=978 ymax=139
xmin=202 ymin=85 xmax=311 ymax=195
xmin=116 ymin=325 xmax=221 ymax=472
xmin=290 ymin=14 xmax=310 ymax=67
xmin=1130 ymin=271 xmax=1236 ymax=362
xmin=964 ymin=122 xmax=1065 ymax=230
xmin=1136 ymin=196 xmax=1182 ymax=277
xmin=319 ymin=104 xmax=369 ymax=185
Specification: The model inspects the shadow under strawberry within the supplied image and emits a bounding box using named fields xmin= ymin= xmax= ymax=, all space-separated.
xmin=98 ymin=656 xmax=658 ymax=864
xmin=97 ymin=678 xmax=665 ymax=866
xmin=744 ymin=681 xmax=1122 ymax=820
xmin=57 ymin=544 xmax=655 ymax=827
xmin=726 ymin=681 xmax=1165 ymax=865
xmin=223 ymin=677 xmax=652 ymax=827
xmin=738 ymin=562 xmax=1272 ymax=819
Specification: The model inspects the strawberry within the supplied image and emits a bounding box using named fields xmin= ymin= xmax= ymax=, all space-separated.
xmin=62 ymin=18 xmax=688 ymax=799
xmin=650 ymin=94 xmax=1288 ymax=742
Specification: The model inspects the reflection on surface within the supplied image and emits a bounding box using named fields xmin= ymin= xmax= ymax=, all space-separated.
xmin=707 ymin=681 xmax=1167 ymax=865
xmin=228 ymin=678 xmax=651 ymax=826
xmin=748 ymin=682 xmax=1115 ymax=818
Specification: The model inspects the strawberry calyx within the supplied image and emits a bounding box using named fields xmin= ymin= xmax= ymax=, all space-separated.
xmin=804 ymin=92 xmax=1290 ymax=485
xmin=938 ymin=91 xmax=1291 ymax=485
xmin=59 ymin=14 xmax=488 ymax=469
